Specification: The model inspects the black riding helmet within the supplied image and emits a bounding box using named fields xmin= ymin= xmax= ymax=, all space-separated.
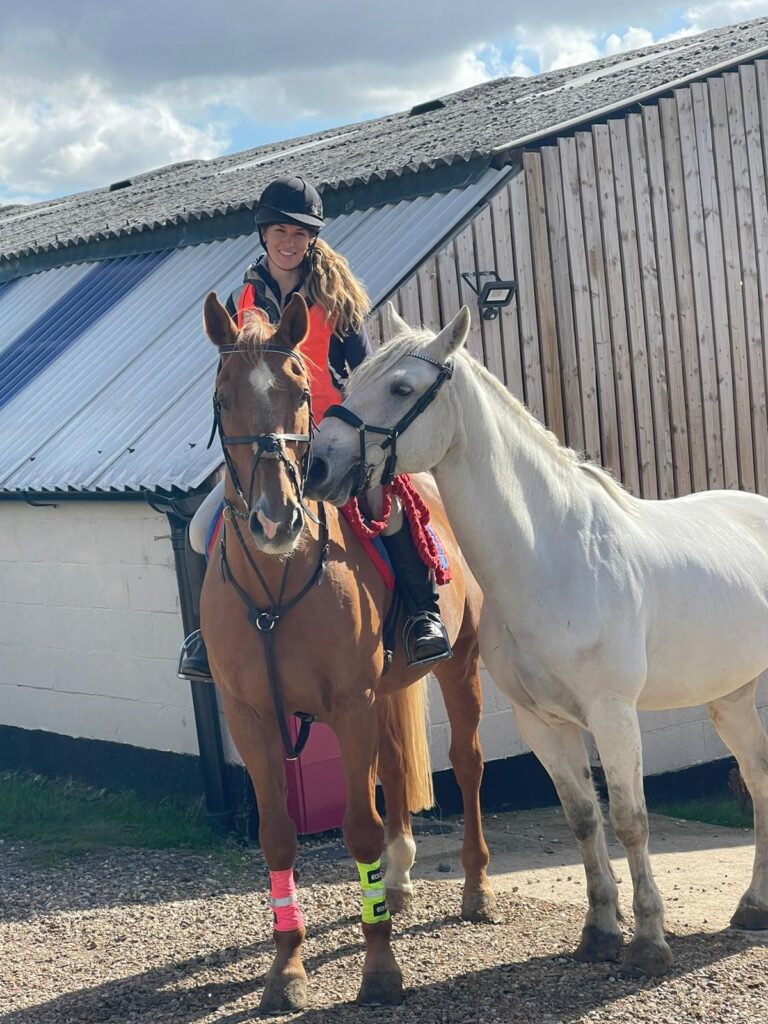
xmin=255 ymin=176 xmax=325 ymax=232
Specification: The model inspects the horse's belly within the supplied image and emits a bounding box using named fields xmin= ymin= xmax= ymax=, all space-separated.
xmin=640 ymin=596 xmax=768 ymax=709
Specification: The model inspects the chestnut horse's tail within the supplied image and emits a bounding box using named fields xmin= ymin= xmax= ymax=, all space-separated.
xmin=381 ymin=679 xmax=435 ymax=813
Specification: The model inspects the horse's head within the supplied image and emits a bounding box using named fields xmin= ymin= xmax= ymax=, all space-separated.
xmin=204 ymin=291 xmax=312 ymax=554
xmin=306 ymin=304 xmax=471 ymax=505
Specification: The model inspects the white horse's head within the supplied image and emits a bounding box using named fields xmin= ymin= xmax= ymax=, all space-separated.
xmin=306 ymin=304 xmax=471 ymax=504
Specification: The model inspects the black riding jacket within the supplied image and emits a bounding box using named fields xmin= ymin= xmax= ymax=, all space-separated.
xmin=225 ymin=256 xmax=372 ymax=390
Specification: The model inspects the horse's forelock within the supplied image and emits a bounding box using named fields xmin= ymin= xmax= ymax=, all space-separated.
xmin=348 ymin=326 xmax=434 ymax=391
xmin=237 ymin=311 xmax=277 ymax=358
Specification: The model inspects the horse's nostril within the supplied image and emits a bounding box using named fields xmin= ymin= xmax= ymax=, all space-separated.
xmin=307 ymin=456 xmax=329 ymax=488
xmin=291 ymin=506 xmax=303 ymax=533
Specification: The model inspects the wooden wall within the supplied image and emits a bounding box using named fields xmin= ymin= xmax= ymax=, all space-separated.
xmin=372 ymin=60 xmax=768 ymax=499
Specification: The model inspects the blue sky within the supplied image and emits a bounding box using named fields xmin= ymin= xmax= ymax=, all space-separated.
xmin=2 ymin=1 xmax=767 ymax=204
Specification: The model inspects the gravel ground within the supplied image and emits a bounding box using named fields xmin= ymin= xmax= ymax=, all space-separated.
xmin=1 ymin=837 xmax=767 ymax=1024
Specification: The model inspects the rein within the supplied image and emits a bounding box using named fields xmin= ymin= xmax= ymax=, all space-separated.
xmin=324 ymin=352 xmax=453 ymax=495
xmin=209 ymin=341 xmax=326 ymax=760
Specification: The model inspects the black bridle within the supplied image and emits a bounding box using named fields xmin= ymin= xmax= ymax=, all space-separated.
xmin=207 ymin=342 xmax=327 ymax=760
xmin=207 ymin=343 xmax=314 ymax=521
xmin=323 ymin=351 xmax=453 ymax=495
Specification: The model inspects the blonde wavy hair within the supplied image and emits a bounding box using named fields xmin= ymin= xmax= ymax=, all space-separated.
xmin=305 ymin=237 xmax=370 ymax=335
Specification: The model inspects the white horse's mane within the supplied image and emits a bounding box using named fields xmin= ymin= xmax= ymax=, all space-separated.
xmin=354 ymin=325 xmax=635 ymax=512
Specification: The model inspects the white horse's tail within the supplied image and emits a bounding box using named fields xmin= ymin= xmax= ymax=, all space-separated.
xmin=380 ymin=680 xmax=435 ymax=813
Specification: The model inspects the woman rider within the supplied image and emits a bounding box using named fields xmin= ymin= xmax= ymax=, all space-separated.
xmin=179 ymin=175 xmax=451 ymax=678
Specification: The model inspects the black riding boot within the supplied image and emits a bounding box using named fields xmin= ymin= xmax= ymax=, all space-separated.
xmin=177 ymin=529 xmax=213 ymax=682
xmin=381 ymin=523 xmax=452 ymax=668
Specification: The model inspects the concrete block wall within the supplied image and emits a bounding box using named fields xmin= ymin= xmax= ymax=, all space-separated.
xmin=426 ymin=667 xmax=768 ymax=777
xmin=0 ymin=501 xmax=198 ymax=755
xmin=2 ymin=499 xmax=766 ymax=786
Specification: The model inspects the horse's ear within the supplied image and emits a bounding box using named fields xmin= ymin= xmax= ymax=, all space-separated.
xmin=277 ymin=293 xmax=310 ymax=350
xmin=203 ymin=292 xmax=239 ymax=349
xmin=382 ymin=301 xmax=409 ymax=341
xmin=427 ymin=306 xmax=471 ymax=361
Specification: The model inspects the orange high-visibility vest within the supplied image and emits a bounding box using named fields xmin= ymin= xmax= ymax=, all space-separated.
xmin=236 ymin=283 xmax=339 ymax=419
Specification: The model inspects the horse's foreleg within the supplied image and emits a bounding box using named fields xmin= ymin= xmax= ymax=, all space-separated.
xmin=375 ymin=699 xmax=416 ymax=915
xmin=335 ymin=708 xmax=404 ymax=1006
xmin=434 ymin=641 xmax=497 ymax=922
xmin=512 ymin=702 xmax=623 ymax=961
xmin=588 ymin=695 xmax=672 ymax=976
xmin=709 ymin=678 xmax=768 ymax=929
xmin=218 ymin=692 xmax=308 ymax=1014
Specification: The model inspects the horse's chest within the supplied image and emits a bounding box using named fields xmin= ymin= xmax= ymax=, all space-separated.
xmin=479 ymin=603 xmax=607 ymax=725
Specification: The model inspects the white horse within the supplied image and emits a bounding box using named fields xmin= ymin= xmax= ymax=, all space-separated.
xmin=306 ymin=304 xmax=768 ymax=977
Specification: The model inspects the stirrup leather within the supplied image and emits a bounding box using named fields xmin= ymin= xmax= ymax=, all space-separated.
xmin=402 ymin=611 xmax=453 ymax=667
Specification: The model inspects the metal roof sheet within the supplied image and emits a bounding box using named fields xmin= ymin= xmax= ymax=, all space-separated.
xmin=2 ymin=17 xmax=766 ymax=266
xmin=0 ymin=167 xmax=509 ymax=494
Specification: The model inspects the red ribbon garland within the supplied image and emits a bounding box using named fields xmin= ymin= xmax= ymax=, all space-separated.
xmin=341 ymin=474 xmax=452 ymax=586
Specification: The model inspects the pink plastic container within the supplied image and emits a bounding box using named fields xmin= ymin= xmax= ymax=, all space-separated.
xmin=284 ymin=718 xmax=347 ymax=834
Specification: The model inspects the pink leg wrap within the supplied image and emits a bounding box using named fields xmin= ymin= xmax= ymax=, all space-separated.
xmin=269 ymin=869 xmax=304 ymax=932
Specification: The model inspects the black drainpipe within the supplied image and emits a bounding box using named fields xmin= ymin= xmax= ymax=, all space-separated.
xmin=149 ymin=493 xmax=235 ymax=832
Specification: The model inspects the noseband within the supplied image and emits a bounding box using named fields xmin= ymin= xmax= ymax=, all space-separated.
xmin=207 ymin=343 xmax=313 ymax=521
xmin=324 ymin=352 xmax=453 ymax=495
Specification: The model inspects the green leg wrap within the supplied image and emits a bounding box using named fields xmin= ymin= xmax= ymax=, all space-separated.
xmin=356 ymin=859 xmax=391 ymax=924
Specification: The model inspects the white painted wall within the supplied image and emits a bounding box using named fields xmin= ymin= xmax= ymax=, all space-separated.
xmin=0 ymin=501 xmax=198 ymax=755
xmin=2 ymin=500 xmax=766 ymax=784
xmin=426 ymin=669 xmax=768 ymax=777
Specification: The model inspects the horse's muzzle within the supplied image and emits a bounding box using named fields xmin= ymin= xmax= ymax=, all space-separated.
xmin=248 ymin=502 xmax=304 ymax=552
xmin=305 ymin=455 xmax=356 ymax=506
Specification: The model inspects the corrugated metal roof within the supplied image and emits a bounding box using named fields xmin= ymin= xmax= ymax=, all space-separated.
xmin=0 ymin=167 xmax=509 ymax=494
xmin=2 ymin=17 xmax=766 ymax=267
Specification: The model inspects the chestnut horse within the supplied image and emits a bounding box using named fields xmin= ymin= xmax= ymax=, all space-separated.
xmin=199 ymin=292 xmax=495 ymax=1012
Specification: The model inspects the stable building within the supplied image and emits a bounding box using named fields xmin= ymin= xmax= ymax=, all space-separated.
xmin=2 ymin=16 xmax=768 ymax=824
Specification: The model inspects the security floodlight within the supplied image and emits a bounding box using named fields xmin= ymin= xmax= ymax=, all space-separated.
xmin=461 ymin=272 xmax=517 ymax=320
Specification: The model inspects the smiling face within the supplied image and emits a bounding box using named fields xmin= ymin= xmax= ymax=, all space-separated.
xmin=262 ymin=222 xmax=315 ymax=273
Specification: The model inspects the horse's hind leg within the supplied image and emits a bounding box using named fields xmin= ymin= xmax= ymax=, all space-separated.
xmin=589 ymin=695 xmax=672 ymax=976
xmin=709 ymin=678 xmax=768 ymax=929
xmin=434 ymin=635 xmax=497 ymax=922
xmin=512 ymin=702 xmax=623 ymax=961
xmin=336 ymin=706 xmax=404 ymax=1006
xmin=218 ymin=692 xmax=308 ymax=1014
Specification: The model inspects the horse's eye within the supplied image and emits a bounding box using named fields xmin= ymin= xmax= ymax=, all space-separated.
xmin=390 ymin=382 xmax=413 ymax=397
xmin=299 ymin=390 xmax=310 ymax=407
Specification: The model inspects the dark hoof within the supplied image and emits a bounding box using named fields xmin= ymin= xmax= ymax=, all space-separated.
xmin=385 ymin=888 xmax=413 ymax=916
xmin=623 ymin=936 xmax=674 ymax=977
xmin=731 ymin=901 xmax=768 ymax=930
xmin=461 ymin=887 xmax=500 ymax=924
xmin=574 ymin=923 xmax=623 ymax=962
xmin=259 ymin=974 xmax=308 ymax=1015
xmin=357 ymin=970 xmax=404 ymax=1006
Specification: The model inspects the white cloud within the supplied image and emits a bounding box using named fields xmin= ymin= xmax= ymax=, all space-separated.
xmin=683 ymin=1 xmax=768 ymax=31
xmin=605 ymin=27 xmax=657 ymax=54
xmin=0 ymin=75 xmax=226 ymax=199
xmin=3 ymin=0 xmax=768 ymax=201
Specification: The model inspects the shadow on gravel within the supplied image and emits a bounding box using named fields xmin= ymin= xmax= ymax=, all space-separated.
xmin=2 ymin=921 xmax=762 ymax=1024
xmin=0 ymin=840 xmax=354 ymax=923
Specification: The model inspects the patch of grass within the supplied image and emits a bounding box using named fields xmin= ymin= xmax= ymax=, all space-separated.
xmin=0 ymin=771 xmax=232 ymax=861
xmin=652 ymin=796 xmax=753 ymax=830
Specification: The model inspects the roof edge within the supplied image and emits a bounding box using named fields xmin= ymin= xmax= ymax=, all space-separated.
xmin=491 ymin=45 xmax=768 ymax=159
xmin=0 ymin=158 xmax=492 ymax=283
